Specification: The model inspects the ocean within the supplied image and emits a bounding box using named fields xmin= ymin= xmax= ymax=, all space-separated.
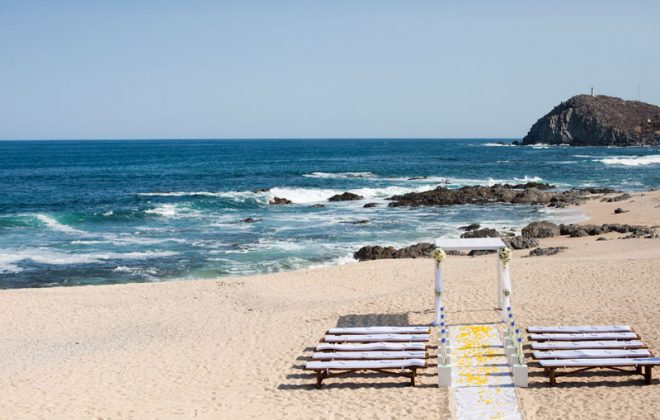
xmin=1 ymin=139 xmax=658 ymax=288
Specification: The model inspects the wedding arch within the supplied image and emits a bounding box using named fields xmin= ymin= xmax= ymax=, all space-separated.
xmin=431 ymin=238 xmax=512 ymax=325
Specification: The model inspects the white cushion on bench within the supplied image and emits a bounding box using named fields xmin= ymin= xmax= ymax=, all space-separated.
xmin=328 ymin=326 xmax=430 ymax=335
xmin=533 ymin=349 xmax=650 ymax=359
xmin=324 ymin=334 xmax=430 ymax=342
xmin=527 ymin=325 xmax=631 ymax=333
xmin=316 ymin=342 xmax=427 ymax=351
xmin=539 ymin=357 xmax=660 ymax=368
xmin=312 ymin=351 xmax=426 ymax=360
xmin=531 ymin=340 xmax=645 ymax=350
xmin=306 ymin=359 xmax=426 ymax=370
xmin=529 ymin=332 xmax=637 ymax=341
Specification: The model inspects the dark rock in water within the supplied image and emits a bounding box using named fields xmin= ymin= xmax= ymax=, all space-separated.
xmin=269 ymin=197 xmax=292 ymax=205
xmin=527 ymin=247 xmax=567 ymax=257
xmin=602 ymin=193 xmax=632 ymax=202
xmin=503 ymin=236 xmax=540 ymax=250
xmin=614 ymin=207 xmax=627 ymax=214
xmin=459 ymin=223 xmax=481 ymax=231
xmin=353 ymin=242 xmax=435 ymax=261
xmin=310 ymin=204 xmax=325 ymax=208
xmin=460 ymin=228 xmax=500 ymax=239
xmin=408 ymin=176 xmax=429 ymax=180
xmin=253 ymin=188 xmax=271 ymax=193
xmin=240 ymin=217 xmax=259 ymax=223
xmin=522 ymin=95 xmax=660 ymax=146
xmin=341 ymin=219 xmax=369 ymax=225
xmin=363 ymin=203 xmax=378 ymax=208
xmin=387 ymin=184 xmax=607 ymax=208
xmin=328 ymin=192 xmax=364 ymax=202
xmin=521 ymin=221 xmax=560 ymax=238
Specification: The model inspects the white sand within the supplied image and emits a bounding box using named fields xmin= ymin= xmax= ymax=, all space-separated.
xmin=0 ymin=191 xmax=658 ymax=419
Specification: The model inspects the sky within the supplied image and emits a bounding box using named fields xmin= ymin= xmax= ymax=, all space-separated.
xmin=0 ymin=0 xmax=658 ymax=140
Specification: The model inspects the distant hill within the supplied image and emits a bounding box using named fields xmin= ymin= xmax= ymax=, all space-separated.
xmin=522 ymin=95 xmax=660 ymax=146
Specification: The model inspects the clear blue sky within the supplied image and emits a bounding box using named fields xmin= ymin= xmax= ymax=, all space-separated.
xmin=1 ymin=0 xmax=658 ymax=140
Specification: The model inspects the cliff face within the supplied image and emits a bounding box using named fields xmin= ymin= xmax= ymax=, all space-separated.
xmin=522 ymin=95 xmax=660 ymax=146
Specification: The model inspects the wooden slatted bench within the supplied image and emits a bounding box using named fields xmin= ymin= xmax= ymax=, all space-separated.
xmin=305 ymin=326 xmax=431 ymax=388
xmin=527 ymin=325 xmax=657 ymax=386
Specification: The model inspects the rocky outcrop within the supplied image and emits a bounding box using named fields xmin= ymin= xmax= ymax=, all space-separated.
xmin=353 ymin=243 xmax=435 ymax=261
xmin=559 ymin=223 xmax=655 ymax=238
xmin=460 ymin=228 xmax=500 ymax=239
xmin=527 ymin=247 xmax=567 ymax=257
xmin=503 ymin=236 xmax=540 ymax=250
xmin=328 ymin=192 xmax=364 ymax=202
xmin=601 ymin=193 xmax=632 ymax=202
xmin=388 ymin=184 xmax=613 ymax=208
xmin=269 ymin=197 xmax=292 ymax=205
xmin=521 ymin=221 xmax=560 ymax=238
xmin=363 ymin=203 xmax=378 ymax=208
xmin=459 ymin=223 xmax=481 ymax=231
xmin=522 ymin=95 xmax=660 ymax=146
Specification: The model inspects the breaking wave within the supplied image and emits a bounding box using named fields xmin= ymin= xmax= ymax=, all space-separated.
xmin=303 ymin=171 xmax=375 ymax=179
xmin=35 ymin=214 xmax=88 ymax=235
xmin=595 ymin=155 xmax=660 ymax=167
xmin=0 ymin=249 xmax=178 ymax=274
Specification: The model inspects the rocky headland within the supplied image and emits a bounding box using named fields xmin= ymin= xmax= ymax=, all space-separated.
xmin=521 ymin=95 xmax=660 ymax=146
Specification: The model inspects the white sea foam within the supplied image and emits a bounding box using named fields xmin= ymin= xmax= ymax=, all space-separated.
xmin=595 ymin=155 xmax=660 ymax=167
xmin=483 ymin=142 xmax=515 ymax=147
xmin=145 ymin=204 xmax=180 ymax=217
xmin=0 ymin=249 xmax=178 ymax=273
xmin=112 ymin=265 xmax=160 ymax=278
xmin=139 ymin=191 xmax=223 ymax=197
xmin=35 ymin=214 xmax=87 ymax=235
xmin=303 ymin=171 xmax=375 ymax=179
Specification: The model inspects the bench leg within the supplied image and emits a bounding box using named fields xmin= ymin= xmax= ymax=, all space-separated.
xmin=644 ymin=366 xmax=652 ymax=385
xmin=411 ymin=369 xmax=416 ymax=387
xmin=636 ymin=366 xmax=643 ymax=374
xmin=315 ymin=372 xmax=323 ymax=389
xmin=549 ymin=368 xmax=557 ymax=387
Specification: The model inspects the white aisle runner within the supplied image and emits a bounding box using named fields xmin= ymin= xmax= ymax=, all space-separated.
xmin=449 ymin=325 xmax=521 ymax=420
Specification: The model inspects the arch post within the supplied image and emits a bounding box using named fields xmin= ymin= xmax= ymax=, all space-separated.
xmin=433 ymin=255 xmax=444 ymax=326
xmin=497 ymin=257 xmax=503 ymax=310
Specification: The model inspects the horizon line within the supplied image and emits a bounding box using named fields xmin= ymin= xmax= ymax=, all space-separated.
xmin=0 ymin=137 xmax=522 ymax=142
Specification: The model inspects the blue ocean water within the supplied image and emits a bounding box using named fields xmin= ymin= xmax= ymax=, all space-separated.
xmin=0 ymin=139 xmax=658 ymax=288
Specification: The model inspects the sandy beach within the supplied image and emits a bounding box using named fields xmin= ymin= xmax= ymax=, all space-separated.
xmin=0 ymin=191 xmax=658 ymax=419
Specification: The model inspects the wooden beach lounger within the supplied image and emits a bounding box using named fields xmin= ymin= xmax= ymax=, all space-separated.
xmin=306 ymin=325 xmax=431 ymax=388
xmin=527 ymin=325 xmax=657 ymax=386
